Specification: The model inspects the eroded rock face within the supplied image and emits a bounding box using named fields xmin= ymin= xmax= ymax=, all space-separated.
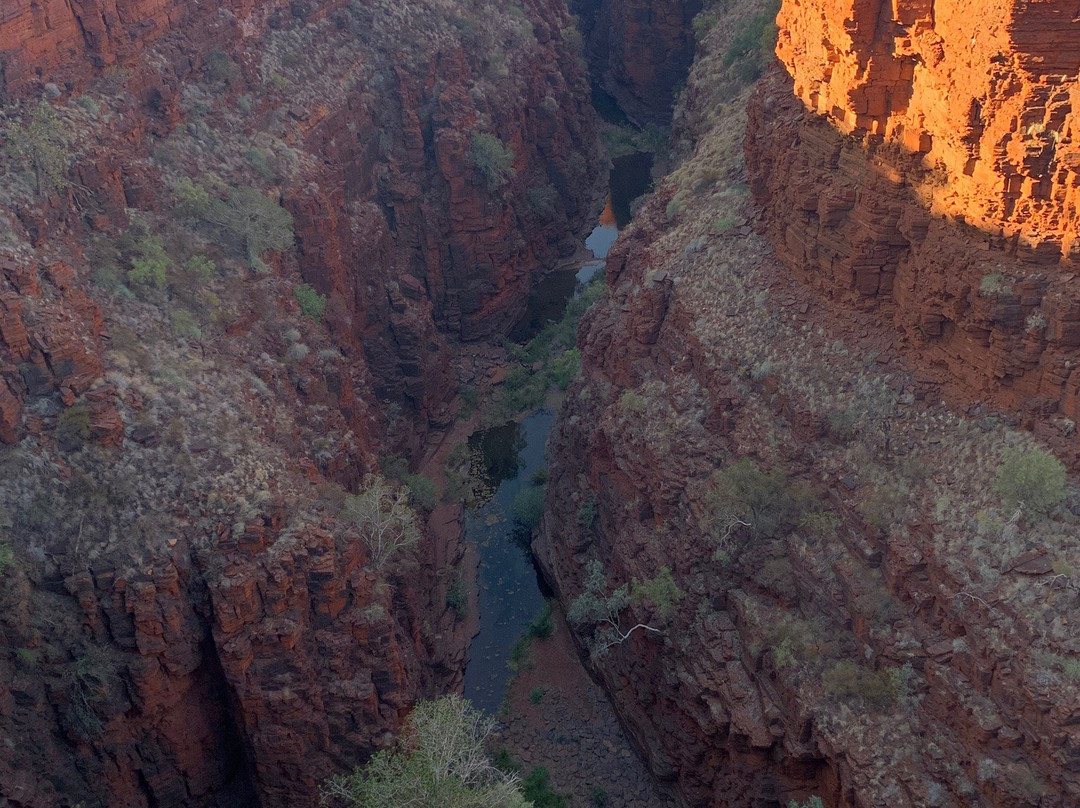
xmin=0 ymin=0 xmax=601 ymax=806
xmin=749 ymin=0 xmax=1080 ymax=432
xmin=539 ymin=1 xmax=1080 ymax=806
xmin=572 ymin=0 xmax=703 ymax=123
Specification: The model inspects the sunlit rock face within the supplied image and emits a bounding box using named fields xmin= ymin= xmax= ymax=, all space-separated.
xmin=749 ymin=0 xmax=1080 ymax=432
xmin=775 ymin=0 xmax=1080 ymax=253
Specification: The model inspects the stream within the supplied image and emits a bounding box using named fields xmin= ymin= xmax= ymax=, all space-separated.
xmin=463 ymin=152 xmax=652 ymax=713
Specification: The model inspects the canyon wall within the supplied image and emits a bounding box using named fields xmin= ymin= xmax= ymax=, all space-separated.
xmin=571 ymin=0 xmax=703 ymax=122
xmin=749 ymin=0 xmax=1080 ymax=439
xmin=540 ymin=0 xmax=1080 ymax=806
xmin=0 ymin=0 xmax=601 ymax=806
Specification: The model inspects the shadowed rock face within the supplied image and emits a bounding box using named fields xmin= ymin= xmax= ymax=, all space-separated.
xmin=749 ymin=0 xmax=1080 ymax=439
xmin=572 ymin=0 xmax=703 ymax=123
xmin=538 ymin=1 xmax=1080 ymax=807
xmin=0 ymin=1 xmax=601 ymax=806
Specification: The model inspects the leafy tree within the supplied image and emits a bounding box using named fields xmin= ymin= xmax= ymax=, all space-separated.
xmin=294 ymin=283 xmax=327 ymax=322
xmin=127 ymin=236 xmax=170 ymax=288
xmin=568 ymin=559 xmax=661 ymax=657
xmin=469 ymin=132 xmax=516 ymax=190
xmin=323 ymin=695 xmax=531 ymax=808
xmin=214 ymin=186 xmax=295 ymax=268
xmin=4 ymin=100 xmax=72 ymax=194
xmin=705 ymin=458 xmax=801 ymax=541
xmin=341 ymin=474 xmax=422 ymax=569
xmin=995 ymin=447 xmax=1066 ymax=518
xmin=631 ymin=566 xmax=684 ymax=619
xmin=174 ymin=179 xmax=294 ymax=269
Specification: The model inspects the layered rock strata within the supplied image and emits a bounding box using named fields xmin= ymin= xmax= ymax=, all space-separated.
xmin=0 ymin=0 xmax=601 ymax=806
xmin=540 ymin=1 xmax=1080 ymax=806
xmin=748 ymin=0 xmax=1080 ymax=435
xmin=571 ymin=0 xmax=703 ymax=123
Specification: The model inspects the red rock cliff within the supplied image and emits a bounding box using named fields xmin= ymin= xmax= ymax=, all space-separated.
xmin=540 ymin=0 xmax=1080 ymax=806
xmin=0 ymin=0 xmax=601 ymax=806
xmin=572 ymin=0 xmax=703 ymax=122
xmin=748 ymin=0 xmax=1080 ymax=435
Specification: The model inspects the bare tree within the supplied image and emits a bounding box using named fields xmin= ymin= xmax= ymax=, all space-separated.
xmin=568 ymin=559 xmax=661 ymax=658
xmin=341 ymin=474 xmax=422 ymax=569
xmin=323 ymin=695 xmax=529 ymax=808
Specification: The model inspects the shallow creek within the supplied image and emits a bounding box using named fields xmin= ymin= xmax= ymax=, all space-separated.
xmin=460 ymin=156 xmax=676 ymax=806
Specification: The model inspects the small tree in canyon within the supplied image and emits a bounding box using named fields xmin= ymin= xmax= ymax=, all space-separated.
xmin=341 ymin=474 xmax=422 ymax=569
xmin=568 ymin=559 xmax=662 ymax=658
xmin=323 ymin=695 xmax=530 ymax=808
xmin=469 ymin=132 xmax=516 ymax=190
xmin=3 ymin=100 xmax=72 ymax=195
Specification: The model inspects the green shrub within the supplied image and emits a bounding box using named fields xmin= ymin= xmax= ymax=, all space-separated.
xmin=591 ymin=786 xmax=608 ymax=807
xmin=721 ymin=1 xmax=781 ymax=84
xmin=528 ymin=687 xmax=546 ymax=704
xmin=127 ymin=236 xmax=169 ymax=288
xmin=404 ymin=473 xmax=438 ymax=511
xmin=577 ymin=496 xmax=599 ymax=528
xmin=527 ymin=602 xmax=554 ymax=639
xmin=995 ymin=447 xmax=1066 ymax=517
xmin=294 ymin=283 xmax=326 ymax=322
xmin=788 ymin=798 xmax=825 ymax=808
xmin=502 ymin=364 xmax=547 ymax=414
xmin=446 ymin=575 xmax=467 ymax=619
xmin=185 ymin=254 xmax=216 ymax=281
xmin=202 ymin=50 xmax=239 ymax=85
xmin=246 ymin=147 xmax=276 ymax=182
xmin=522 ymin=767 xmax=569 ymax=808
xmin=511 ymin=485 xmax=545 ymax=530
xmin=63 ymin=646 xmax=119 ymax=739
xmin=722 ymin=2 xmax=780 ymax=68
xmin=171 ymin=310 xmax=202 ymax=339
xmin=693 ymin=10 xmax=719 ymax=42
xmin=858 ymin=484 xmax=905 ymax=534
xmin=4 ymin=100 xmax=72 ymax=194
xmin=0 ymin=541 xmax=13 ymax=577
xmin=618 ymin=390 xmax=647 ymax=413
xmin=56 ymin=404 xmax=92 ymax=450
xmin=545 ymin=347 xmax=580 ymax=389
xmin=632 ymin=566 xmax=684 ymax=619
xmin=526 ymin=184 xmax=560 ymax=220
xmin=173 ymin=176 xmax=214 ymax=218
xmin=705 ymin=458 xmax=801 ymax=540
xmin=507 ymin=634 xmax=533 ymax=672
xmin=469 ymin=132 xmax=516 ymax=190
xmin=822 ymin=660 xmax=905 ymax=710
xmin=979 ymin=271 xmax=1011 ymax=296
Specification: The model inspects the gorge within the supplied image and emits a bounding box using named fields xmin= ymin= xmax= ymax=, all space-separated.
xmin=2 ymin=0 xmax=1080 ymax=807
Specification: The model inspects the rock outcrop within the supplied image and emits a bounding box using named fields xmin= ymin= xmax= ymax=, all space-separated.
xmin=748 ymin=0 xmax=1080 ymax=436
xmin=571 ymin=0 xmax=703 ymax=123
xmin=540 ymin=1 xmax=1080 ymax=806
xmin=0 ymin=0 xmax=601 ymax=806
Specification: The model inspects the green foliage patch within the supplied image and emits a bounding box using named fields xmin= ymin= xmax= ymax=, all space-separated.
xmin=294 ymin=283 xmax=326 ymax=322
xmin=469 ymin=132 xmax=516 ymax=190
xmin=705 ymin=458 xmax=803 ymax=541
xmin=995 ymin=446 xmax=1066 ymax=518
xmin=3 ymin=100 xmax=72 ymax=194
xmin=324 ymin=696 xmax=530 ymax=808
xmin=632 ymin=566 xmax=684 ymax=619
